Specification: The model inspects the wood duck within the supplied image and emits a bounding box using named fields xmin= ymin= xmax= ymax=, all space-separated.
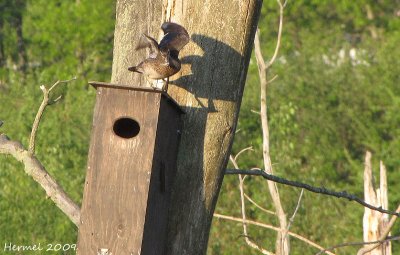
xmin=128 ymin=22 xmax=189 ymax=92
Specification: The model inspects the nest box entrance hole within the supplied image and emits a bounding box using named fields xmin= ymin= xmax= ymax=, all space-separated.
xmin=113 ymin=117 xmax=140 ymax=139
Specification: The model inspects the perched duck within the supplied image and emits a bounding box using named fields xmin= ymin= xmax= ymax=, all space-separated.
xmin=128 ymin=22 xmax=189 ymax=92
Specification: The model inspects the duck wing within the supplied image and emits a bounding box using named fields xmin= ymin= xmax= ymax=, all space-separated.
xmin=159 ymin=22 xmax=190 ymax=53
xmin=135 ymin=34 xmax=160 ymax=58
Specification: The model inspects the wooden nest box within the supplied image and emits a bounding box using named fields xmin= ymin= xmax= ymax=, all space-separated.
xmin=77 ymin=81 xmax=183 ymax=255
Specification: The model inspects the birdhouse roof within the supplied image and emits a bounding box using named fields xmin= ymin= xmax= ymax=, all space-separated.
xmin=89 ymin=81 xmax=185 ymax=114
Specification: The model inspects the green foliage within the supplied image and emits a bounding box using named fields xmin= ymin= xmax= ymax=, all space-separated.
xmin=210 ymin=1 xmax=400 ymax=254
xmin=0 ymin=0 xmax=114 ymax=254
xmin=0 ymin=0 xmax=399 ymax=255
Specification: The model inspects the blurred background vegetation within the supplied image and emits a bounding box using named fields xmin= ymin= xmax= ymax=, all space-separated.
xmin=0 ymin=0 xmax=399 ymax=254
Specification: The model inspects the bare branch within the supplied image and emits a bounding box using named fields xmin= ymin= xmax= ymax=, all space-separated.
xmin=315 ymin=235 xmax=400 ymax=255
xmin=254 ymin=1 xmax=288 ymax=252
xmin=29 ymin=77 xmax=76 ymax=154
xmin=286 ymin=189 xmax=304 ymax=231
xmin=229 ymin=155 xmax=239 ymax=169
xmin=239 ymin=175 xmax=272 ymax=254
xmin=265 ymin=0 xmax=285 ymax=69
xmin=1 ymin=77 xmax=79 ymax=226
xmin=267 ymin=74 xmax=279 ymax=84
xmin=244 ymin=193 xmax=276 ymax=215
xmin=213 ymin=213 xmax=336 ymax=255
xmin=230 ymin=155 xmax=273 ymax=254
xmin=225 ymin=169 xmax=400 ymax=217
xmin=282 ymin=189 xmax=304 ymax=245
xmin=255 ymin=3 xmax=288 ymax=254
xmin=234 ymin=146 xmax=254 ymax=162
xmin=0 ymin=134 xmax=80 ymax=225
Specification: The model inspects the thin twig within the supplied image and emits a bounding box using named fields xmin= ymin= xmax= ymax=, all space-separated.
xmin=230 ymin=155 xmax=273 ymax=254
xmin=284 ymin=188 xmax=304 ymax=238
xmin=1 ymin=77 xmax=79 ymax=225
xmin=213 ymin=213 xmax=336 ymax=255
xmin=0 ymin=134 xmax=80 ymax=225
xmin=231 ymin=147 xmax=276 ymax=217
xmin=225 ymin=169 xmax=400 ymax=217
xmin=251 ymin=109 xmax=261 ymax=115
xmin=315 ymin=235 xmax=400 ymax=255
xmin=265 ymin=0 xmax=286 ymax=70
xmin=281 ymin=189 xmax=304 ymax=249
xmin=244 ymin=193 xmax=276 ymax=215
xmin=267 ymin=74 xmax=279 ymax=84
xmin=234 ymin=146 xmax=253 ymax=162
xmin=239 ymin=174 xmax=272 ymax=254
xmin=29 ymin=77 xmax=76 ymax=154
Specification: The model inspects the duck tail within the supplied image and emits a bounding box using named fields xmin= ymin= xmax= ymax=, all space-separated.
xmin=128 ymin=66 xmax=141 ymax=73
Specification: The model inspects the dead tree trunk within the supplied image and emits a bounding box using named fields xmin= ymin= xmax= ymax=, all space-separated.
xmin=111 ymin=0 xmax=261 ymax=254
xmin=361 ymin=152 xmax=391 ymax=255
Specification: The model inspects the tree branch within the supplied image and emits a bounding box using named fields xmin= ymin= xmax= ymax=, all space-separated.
xmin=244 ymin=193 xmax=276 ymax=215
xmin=0 ymin=134 xmax=81 ymax=226
xmin=1 ymin=78 xmax=80 ymax=226
xmin=29 ymin=78 xmax=76 ymax=154
xmin=225 ymin=169 xmax=400 ymax=217
xmin=315 ymin=235 xmax=400 ymax=255
xmin=283 ymin=188 xmax=304 ymax=240
xmin=230 ymin=155 xmax=273 ymax=254
xmin=213 ymin=213 xmax=336 ymax=255
xmin=254 ymin=0 xmax=289 ymax=253
xmin=265 ymin=0 xmax=285 ymax=70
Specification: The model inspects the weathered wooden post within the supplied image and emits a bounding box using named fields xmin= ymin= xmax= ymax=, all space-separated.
xmin=77 ymin=82 xmax=183 ymax=254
